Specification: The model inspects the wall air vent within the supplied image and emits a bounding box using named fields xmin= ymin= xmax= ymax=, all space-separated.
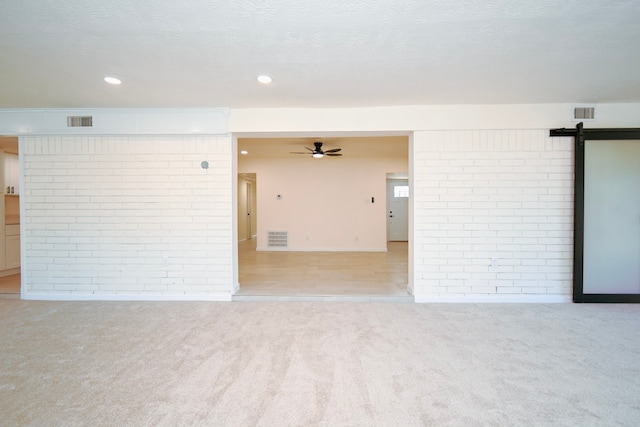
xmin=267 ymin=231 xmax=288 ymax=248
xmin=572 ymin=106 xmax=596 ymax=121
xmin=66 ymin=116 xmax=93 ymax=127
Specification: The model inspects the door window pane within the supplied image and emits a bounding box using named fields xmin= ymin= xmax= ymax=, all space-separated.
xmin=583 ymin=139 xmax=640 ymax=294
xmin=394 ymin=185 xmax=409 ymax=198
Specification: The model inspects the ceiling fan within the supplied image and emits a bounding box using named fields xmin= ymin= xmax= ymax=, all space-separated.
xmin=290 ymin=141 xmax=342 ymax=158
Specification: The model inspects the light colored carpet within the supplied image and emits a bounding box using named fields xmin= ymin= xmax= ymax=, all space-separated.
xmin=0 ymin=301 xmax=639 ymax=426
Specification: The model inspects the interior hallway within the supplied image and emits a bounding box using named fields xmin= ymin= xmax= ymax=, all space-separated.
xmin=235 ymin=239 xmax=411 ymax=301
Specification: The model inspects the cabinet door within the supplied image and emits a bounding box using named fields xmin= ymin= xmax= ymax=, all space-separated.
xmin=9 ymin=153 xmax=18 ymax=195
xmin=5 ymin=234 xmax=20 ymax=269
xmin=4 ymin=153 xmax=18 ymax=195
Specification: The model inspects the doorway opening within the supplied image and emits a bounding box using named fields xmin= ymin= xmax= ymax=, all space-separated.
xmin=237 ymin=173 xmax=257 ymax=243
xmin=0 ymin=136 xmax=21 ymax=298
xmin=386 ymin=175 xmax=409 ymax=242
xmin=234 ymin=134 xmax=411 ymax=300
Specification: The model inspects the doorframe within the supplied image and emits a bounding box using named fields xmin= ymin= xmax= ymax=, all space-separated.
xmin=386 ymin=174 xmax=409 ymax=242
xmin=232 ymin=131 xmax=414 ymax=298
xmin=246 ymin=181 xmax=253 ymax=239
xmin=0 ymin=137 xmax=22 ymax=297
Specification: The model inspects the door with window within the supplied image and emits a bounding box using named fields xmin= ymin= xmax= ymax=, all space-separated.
xmin=583 ymin=139 xmax=640 ymax=297
xmin=551 ymin=123 xmax=640 ymax=302
xmin=386 ymin=179 xmax=409 ymax=241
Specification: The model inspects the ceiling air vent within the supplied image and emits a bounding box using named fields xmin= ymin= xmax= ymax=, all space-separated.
xmin=67 ymin=116 xmax=93 ymax=127
xmin=572 ymin=106 xmax=596 ymax=121
xmin=267 ymin=231 xmax=288 ymax=248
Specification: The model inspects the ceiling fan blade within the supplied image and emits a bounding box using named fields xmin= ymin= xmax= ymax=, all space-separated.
xmin=326 ymin=153 xmax=342 ymax=156
xmin=290 ymin=151 xmax=309 ymax=154
xmin=305 ymin=146 xmax=314 ymax=152
xmin=324 ymin=148 xmax=341 ymax=153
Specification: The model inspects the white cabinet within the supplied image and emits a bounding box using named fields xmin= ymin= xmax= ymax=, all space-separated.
xmin=4 ymin=152 xmax=19 ymax=195
xmin=5 ymin=224 xmax=20 ymax=269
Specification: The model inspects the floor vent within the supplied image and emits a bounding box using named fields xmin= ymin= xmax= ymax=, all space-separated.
xmin=67 ymin=116 xmax=93 ymax=127
xmin=572 ymin=106 xmax=596 ymax=121
xmin=267 ymin=231 xmax=288 ymax=248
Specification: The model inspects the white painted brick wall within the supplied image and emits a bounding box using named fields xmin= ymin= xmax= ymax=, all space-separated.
xmin=413 ymin=130 xmax=573 ymax=301
xmin=22 ymin=135 xmax=233 ymax=300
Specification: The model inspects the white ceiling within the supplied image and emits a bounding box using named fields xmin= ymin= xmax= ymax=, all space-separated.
xmin=1 ymin=0 xmax=639 ymax=109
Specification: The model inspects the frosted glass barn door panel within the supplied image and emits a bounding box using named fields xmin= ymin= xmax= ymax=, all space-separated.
xmin=583 ymin=140 xmax=640 ymax=294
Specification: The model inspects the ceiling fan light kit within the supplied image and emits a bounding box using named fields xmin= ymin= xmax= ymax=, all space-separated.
xmin=256 ymin=75 xmax=272 ymax=84
xmin=290 ymin=141 xmax=342 ymax=158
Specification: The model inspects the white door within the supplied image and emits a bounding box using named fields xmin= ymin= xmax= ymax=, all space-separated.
xmin=387 ymin=179 xmax=409 ymax=241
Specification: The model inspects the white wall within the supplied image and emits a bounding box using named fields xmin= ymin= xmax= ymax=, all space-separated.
xmin=229 ymin=103 xmax=640 ymax=132
xmin=412 ymin=130 xmax=573 ymax=302
xmin=230 ymin=103 xmax=621 ymax=302
xmin=7 ymin=103 xmax=640 ymax=301
xmin=239 ymin=155 xmax=407 ymax=251
xmin=21 ymin=135 xmax=234 ymax=300
xmin=0 ymin=108 xmax=229 ymax=135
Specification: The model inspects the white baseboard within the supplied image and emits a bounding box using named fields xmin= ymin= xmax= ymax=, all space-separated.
xmin=21 ymin=292 xmax=570 ymax=304
xmin=22 ymin=292 xmax=233 ymax=302
xmin=414 ymin=294 xmax=572 ymax=303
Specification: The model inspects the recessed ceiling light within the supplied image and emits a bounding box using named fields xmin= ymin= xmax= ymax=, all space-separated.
xmin=240 ymin=150 xmax=248 ymax=155
xmin=104 ymin=76 xmax=122 ymax=85
xmin=257 ymin=75 xmax=272 ymax=84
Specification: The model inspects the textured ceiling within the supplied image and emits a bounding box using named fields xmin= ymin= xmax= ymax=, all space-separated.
xmin=1 ymin=0 xmax=639 ymax=108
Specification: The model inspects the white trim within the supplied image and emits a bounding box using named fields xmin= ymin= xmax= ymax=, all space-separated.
xmin=0 ymin=108 xmax=230 ymax=135
xmin=414 ymin=294 xmax=572 ymax=303
xmin=229 ymin=103 xmax=640 ymax=133
xmin=19 ymin=140 xmax=26 ymax=300
xmin=22 ymin=293 xmax=233 ymax=302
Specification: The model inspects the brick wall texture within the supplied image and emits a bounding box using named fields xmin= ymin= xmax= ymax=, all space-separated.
xmin=412 ymin=130 xmax=574 ymax=298
xmin=20 ymin=130 xmax=573 ymax=300
xmin=22 ymin=135 xmax=233 ymax=298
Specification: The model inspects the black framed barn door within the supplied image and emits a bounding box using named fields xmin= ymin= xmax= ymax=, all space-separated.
xmin=551 ymin=123 xmax=640 ymax=303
